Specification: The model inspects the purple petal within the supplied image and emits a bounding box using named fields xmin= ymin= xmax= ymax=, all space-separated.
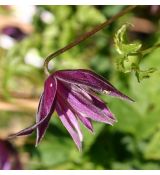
xmin=36 ymin=76 xmax=57 ymax=145
xmin=2 ymin=26 xmax=26 ymax=40
xmin=55 ymin=69 xmax=133 ymax=102
xmin=2 ymin=162 xmax=11 ymax=170
xmin=8 ymin=125 xmax=35 ymax=138
xmin=56 ymin=99 xmax=82 ymax=150
xmin=0 ymin=142 xmax=10 ymax=170
xmin=9 ymin=76 xmax=57 ymax=145
xmin=72 ymin=85 xmax=116 ymax=120
xmin=38 ymin=75 xmax=57 ymax=118
xmin=36 ymin=111 xmax=52 ymax=146
xmin=8 ymin=111 xmax=53 ymax=138
xmin=87 ymin=91 xmax=116 ymax=120
xmin=77 ymin=113 xmax=93 ymax=133
xmin=0 ymin=139 xmax=22 ymax=170
xmin=57 ymin=81 xmax=116 ymax=125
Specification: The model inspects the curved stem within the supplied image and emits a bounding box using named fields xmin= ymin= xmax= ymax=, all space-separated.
xmin=44 ymin=5 xmax=137 ymax=75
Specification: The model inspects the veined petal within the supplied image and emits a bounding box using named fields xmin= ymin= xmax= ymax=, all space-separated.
xmin=36 ymin=76 xmax=57 ymax=145
xmin=72 ymin=85 xmax=116 ymax=121
xmin=55 ymin=69 xmax=134 ymax=102
xmin=57 ymin=81 xmax=115 ymax=125
xmin=77 ymin=112 xmax=93 ymax=133
xmin=56 ymin=99 xmax=82 ymax=150
xmin=86 ymin=91 xmax=116 ymax=121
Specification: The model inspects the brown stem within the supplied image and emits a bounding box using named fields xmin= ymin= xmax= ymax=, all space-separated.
xmin=44 ymin=5 xmax=137 ymax=75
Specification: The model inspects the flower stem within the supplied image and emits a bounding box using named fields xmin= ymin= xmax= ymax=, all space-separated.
xmin=44 ymin=5 xmax=137 ymax=75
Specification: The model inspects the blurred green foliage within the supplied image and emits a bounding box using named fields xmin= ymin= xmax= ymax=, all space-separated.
xmin=0 ymin=5 xmax=160 ymax=170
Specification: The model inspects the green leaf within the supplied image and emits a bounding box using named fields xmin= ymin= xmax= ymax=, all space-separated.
xmin=114 ymin=24 xmax=142 ymax=55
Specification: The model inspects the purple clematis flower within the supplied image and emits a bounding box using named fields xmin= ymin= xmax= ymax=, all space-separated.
xmin=0 ymin=139 xmax=22 ymax=170
xmin=10 ymin=69 xmax=133 ymax=150
xmin=2 ymin=26 xmax=26 ymax=41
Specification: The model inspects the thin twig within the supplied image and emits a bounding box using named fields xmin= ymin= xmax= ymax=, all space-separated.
xmin=44 ymin=5 xmax=137 ymax=75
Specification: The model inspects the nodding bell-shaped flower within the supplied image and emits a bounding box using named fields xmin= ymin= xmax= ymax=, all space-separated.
xmin=0 ymin=139 xmax=22 ymax=170
xmin=10 ymin=69 xmax=133 ymax=150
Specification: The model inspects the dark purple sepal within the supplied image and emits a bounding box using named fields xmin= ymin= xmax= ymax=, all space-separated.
xmin=2 ymin=26 xmax=27 ymax=41
xmin=57 ymin=81 xmax=116 ymax=125
xmin=55 ymin=69 xmax=134 ymax=102
xmin=56 ymin=100 xmax=82 ymax=151
xmin=36 ymin=76 xmax=57 ymax=145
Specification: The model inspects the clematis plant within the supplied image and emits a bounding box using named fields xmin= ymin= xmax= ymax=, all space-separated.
xmin=10 ymin=6 xmax=135 ymax=150
xmin=10 ymin=69 xmax=133 ymax=150
xmin=0 ymin=139 xmax=22 ymax=170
